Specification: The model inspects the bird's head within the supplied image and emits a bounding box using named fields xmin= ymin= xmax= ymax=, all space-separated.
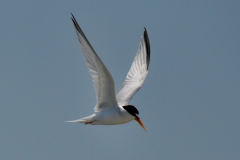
xmin=123 ymin=105 xmax=146 ymax=131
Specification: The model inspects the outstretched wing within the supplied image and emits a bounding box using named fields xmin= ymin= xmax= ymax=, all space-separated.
xmin=71 ymin=14 xmax=118 ymax=112
xmin=116 ymin=28 xmax=150 ymax=106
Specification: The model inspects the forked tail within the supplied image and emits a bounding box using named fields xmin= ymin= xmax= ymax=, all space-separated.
xmin=66 ymin=115 xmax=94 ymax=124
xmin=65 ymin=119 xmax=86 ymax=123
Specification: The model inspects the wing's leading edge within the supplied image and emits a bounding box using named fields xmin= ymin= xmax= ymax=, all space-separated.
xmin=116 ymin=28 xmax=150 ymax=106
xmin=71 ymin=14 xmax=118 ymax=111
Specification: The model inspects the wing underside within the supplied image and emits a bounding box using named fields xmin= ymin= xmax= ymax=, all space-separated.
xmin=71 ymin=14 xmax=118 ymax=111
xmin=116 ymin=28 xmax=150 ymax=106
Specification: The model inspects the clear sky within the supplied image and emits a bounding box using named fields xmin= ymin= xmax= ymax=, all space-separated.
xmin=1 ymin=1 xmax=240 ymax=160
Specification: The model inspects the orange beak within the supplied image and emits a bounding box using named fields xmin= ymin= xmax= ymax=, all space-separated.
xmin=135 ymin=118 xmax=146 ymax=131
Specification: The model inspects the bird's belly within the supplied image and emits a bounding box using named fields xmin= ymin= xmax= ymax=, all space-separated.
xmin=92 ymin=111 xmax=133 ymax=125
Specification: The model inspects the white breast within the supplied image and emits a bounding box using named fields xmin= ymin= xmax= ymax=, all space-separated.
xmin=91 ymin=107 xmax=135 ymax=125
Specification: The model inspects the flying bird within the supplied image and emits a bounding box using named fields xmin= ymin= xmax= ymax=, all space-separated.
xmin=67 ymin=14 xmax=150 ymax=131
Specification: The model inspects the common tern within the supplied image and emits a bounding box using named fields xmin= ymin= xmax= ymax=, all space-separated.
xmin=67 ymin=14 xmax=150 ymax=131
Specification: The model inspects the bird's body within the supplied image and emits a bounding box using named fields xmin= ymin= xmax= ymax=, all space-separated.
xmin=67 ymin=14 xmax=150 ymax=131
xmin=69 ymin=107 xmax=134 ymax=125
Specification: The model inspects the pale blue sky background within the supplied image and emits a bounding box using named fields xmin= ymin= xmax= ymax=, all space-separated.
xmin=1 ymin=1 xmax=240 ymax=160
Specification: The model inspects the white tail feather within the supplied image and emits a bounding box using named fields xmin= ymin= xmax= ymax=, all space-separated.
xmin=66 ymin=115 xmax=94 ymax=123
xmin=65 ymin=119 xmax=87 ymax=123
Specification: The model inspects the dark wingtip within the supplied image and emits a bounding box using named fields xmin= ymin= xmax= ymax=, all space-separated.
xmin=70 ymin=13 xmax=97 ymax=54
xmin=71 ymin=13 xmax=74 ymax=19
xmin=70 ymin=13 xmax=81 ymax=34
xmin=71 ymin=13 xmax=77 ymax=25
xmin=143 ymin=27 xmax=150 ymax=70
